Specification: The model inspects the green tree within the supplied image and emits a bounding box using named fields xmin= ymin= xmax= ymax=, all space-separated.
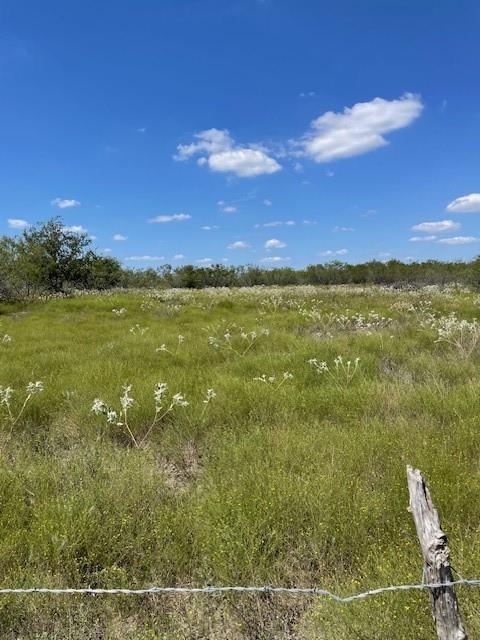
xmin=17 ymin=218 xmax=92 ymax=292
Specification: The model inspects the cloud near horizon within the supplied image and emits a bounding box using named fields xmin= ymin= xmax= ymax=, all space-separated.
xmin=8 ymin=218 xmax=29 ymax=229
xmin=411 ymin=220 xmax=460 ymax=233
xmin=125 ymin=255 xmax=165 ymax=261
xmin=437 ymin=236 xmax=478 ymax=245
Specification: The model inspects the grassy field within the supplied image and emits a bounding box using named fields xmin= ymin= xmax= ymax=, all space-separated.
xmin=1 ymin=284 xmax=480 ymax=639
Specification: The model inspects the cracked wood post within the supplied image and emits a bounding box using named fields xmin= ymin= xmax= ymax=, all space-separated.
xmin=406 ymin=465 xmax=467 ymax=640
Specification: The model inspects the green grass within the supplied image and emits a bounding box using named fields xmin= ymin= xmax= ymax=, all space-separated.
xmin=1 ymin=285 xmax=480 ymax=638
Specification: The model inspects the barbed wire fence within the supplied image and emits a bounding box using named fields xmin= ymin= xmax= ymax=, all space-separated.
xmin=0 ymin=467 xmax=472 ymax=640
xmin=0 ymin=578 xmax=478 ymax=602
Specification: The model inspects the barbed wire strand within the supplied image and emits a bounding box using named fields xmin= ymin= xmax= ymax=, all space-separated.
xmin=0 ymin=579 xmax=479 ymax=603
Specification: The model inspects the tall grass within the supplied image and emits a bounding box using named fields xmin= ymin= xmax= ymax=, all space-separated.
xmin=0 ymin=285 xmax=480 ymax=638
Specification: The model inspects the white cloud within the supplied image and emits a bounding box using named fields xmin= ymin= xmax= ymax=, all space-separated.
xmin=148 ymin=213 xmax=191 ymax=223
xmin=299 ymin=91 xmax=316 ymax=98
xmin=173 ymin=254 xmax=185 ymax=260
xmin=222 ymin=205 xmax=237 ymax=213
xmin=209 ymin=149 xmax=281 ymax=177
xmin=89 ymin=235 xmax=97 ymax=241
xmin=411 ymin=220 xmax=460 ymax=233
xmin=320 ymin=249 xmax=348 ymax=256
xmin=326 ymin=170 xmax=335 ymax=177
xmin=298 ymin=93 xmax=423 ymax=163
xmin=437 ymin=236 xmax=478 ymax=245
xmin=63 ymin=225 xmax=87 ymax=234
xmin=196 ymin=258 xmax=212 ymax=264
xmin=333 ymin=225 xmax=354 ymax=232
xmin=202 ymin=225 xmax=219 ymax=230
xmin=175 ymin=128 xmax=281 ymax=178
xmin=446 ymin=194 xmax=480 ymax=213
xmin=102 ymin=248 xmax=112 ymax=253
xmin=263 ymin=199 xmax=272 ymax=206
xmin=51 ymin=198 xmax=81 ymax=209
xmin=409 ymin=235 xmax=438 ymax=242
xmin=113 ymin=233 xmax=127 ymax=241
xmin=137 ymin=127 xmax=147 ymax=133
xmin=254 ymin=220 xmax=295 ymax=228
xmin=8 ymin=218 xmax=29 ymax=229
xmin=227 ymin=240 xmax=250 ymax=250
xmin=260 ymin=256 xmax=291 ymax=263
xmin=264 ymin=238 xmax=286 ymax=249
xmin=125 ymin=255 xmax=165 ymax=261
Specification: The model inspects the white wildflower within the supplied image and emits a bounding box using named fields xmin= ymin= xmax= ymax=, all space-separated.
xmin=154 ymin=382 xmax=168 ymax=407
xmin=0 ymin=386 xmax=14 ymax=405
xmin=106 ymin=409 xmax=118 ymax=424
xmin=26 ymin=381 xmax=44 ymax=395
xmin=91 ymin=398 xmax=106 ymax=414
xmin=171 ymin=393 xmax=188 ymax=407
xmin=203 ymin=388 xmax=217 ymax=404
xmin=120 ymin=384 xmax=134 ymax=410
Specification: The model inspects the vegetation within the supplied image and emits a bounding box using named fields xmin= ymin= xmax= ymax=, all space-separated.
xmin=0 ymin=218 xmax=123 ymax=299
xmin=1 ymin=285 xmax=480 ymax=638
xmin=3 ymin=218 xmax=480 ymax=302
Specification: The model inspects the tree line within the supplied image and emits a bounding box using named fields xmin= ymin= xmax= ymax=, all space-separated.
xmin=2 ymin=218 xmax=480 ymax=300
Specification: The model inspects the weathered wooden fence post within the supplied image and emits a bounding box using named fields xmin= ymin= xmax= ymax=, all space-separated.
xmin=406 ymin=465 xmax=468 ymax=640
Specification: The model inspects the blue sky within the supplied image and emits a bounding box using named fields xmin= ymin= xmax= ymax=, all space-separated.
xmin=1 ymin=0 xmax=479 ymax=268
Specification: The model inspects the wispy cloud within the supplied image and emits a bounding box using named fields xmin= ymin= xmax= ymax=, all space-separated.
xmin=446 ymin=194 xmax=480 ymax=213
xmin=411 ymin=220 xmax=460 ymax=233
xmin=173 ymin=254 xmax=185 ymax=260
xmin=409 ymin=235 xmax=438 ymax=242
xmin=196 ymin=257 xmax=212 ymax=264
xmin=333 ymin=225 xmax=354 ymax=232
xmin=437 ymin=236 xmax=478 ymax=245
xmin=296 ymin=93 xmax=423 ymax=163
xmin=222 ymin=205 xmax=237 ymax=213
xmin=263 ymin=199 xmax=272 ymax=206
xmin=113 ymin=233 xmax=127 ymax=241
xmin=125 ymin=255 xmax=165 ymax=261
xmin=202 ymin=225 xmax=219 ymax=231
xmin=254 ymin=220 xmax=295 ymax=228
xmin=175 ymin=128 xmax=281 ymax=178
xmin=148 ymin=213 xmax=191 ymax=223
xmin=227 ymin=240 xmax=250 ymax=249
xmin=7 ymin=218 xmax=29 ymax=229
xmin=260 ymin=256 xmax=291 ymax=263
xmin=51 ymin=198 xmax=81 ymax=209
xmin=320 ymin=248 xmax=348 ymax=256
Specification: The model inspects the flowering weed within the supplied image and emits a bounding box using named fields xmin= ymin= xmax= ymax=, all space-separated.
xmin=308 ymin=356 xmax=361 ymax=388
xmin=0 ymin=381 xmax=44 ymax=431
